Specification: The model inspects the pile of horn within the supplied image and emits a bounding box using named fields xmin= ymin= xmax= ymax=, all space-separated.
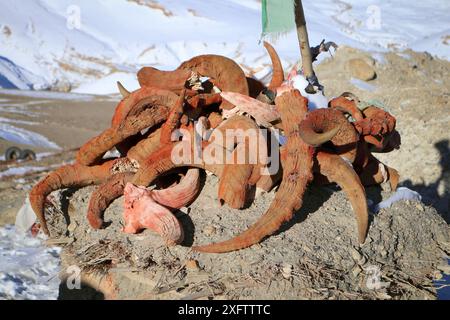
xmin=29 ymin=42 xmax=401 ymax=253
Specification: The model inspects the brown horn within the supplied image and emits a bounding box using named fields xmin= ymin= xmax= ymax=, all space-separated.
xmin=316 ymin=152 xmax=369 ymax=243
xmin=329 ymin=95 xmax=364 ymax=121
xmin=87 ymin=172 xmax=134 ymax=229
xmin=112 ymin=87 xmax=178 ymax=127
xmin=179 ymin=54 xmax=249 ymax=110
xmin=29 ymin=159 xmax=120 ymax=235
xmin=341 ymin=92 xmax=360 ymax=103
xmin=77 ymin=105 xmax=170 ymax=166
xmin=137 ymin=67 xmax=190 ymax=92
xmin=263 ymin=42 xmax=284 ymax=90
xmin=299 ymin=117 xmax=341 ymax=147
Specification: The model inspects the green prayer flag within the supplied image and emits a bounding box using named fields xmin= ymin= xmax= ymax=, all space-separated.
xmin=261 ymin=0 xmax=296 ymax=39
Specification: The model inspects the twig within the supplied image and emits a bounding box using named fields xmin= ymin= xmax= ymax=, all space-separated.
xmin=181 ymin=288 xmax=224 ymax=300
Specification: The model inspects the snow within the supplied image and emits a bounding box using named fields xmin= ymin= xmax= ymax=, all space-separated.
xmin=72 ymin=71 xmax=140 ymax=95
xmin=0 ymin=166 xmax=54 ymax=178
xmin=0 ymin=225 xmax=61 ymax=300
xmin=0 ymin=56 xmax=47 ymax=90
xmin=0 ymin=117 xmax=37 ymax=126
xmin=0 ymin=89 xmax=94 ymax=101
xmin=36 ymin=152 xmax=56 ymax=161
xmin=350 ymin=78 xmax=377 ymax=92
xmin=291 ymin=75 xmax=329 ymax=110
xmin=0 ymin=0 xmax=448 ymax=94
xmin=371 ymin=52 xmax=387 ymax=65
xmin=436 ymin=259 xmax=450 ymax=300
xmin=0 ymin=123 xmax=60 ymax=149
xmin=369 ymin=187 xmax=423 ymax=213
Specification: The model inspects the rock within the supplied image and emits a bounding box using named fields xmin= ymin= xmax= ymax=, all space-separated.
xmin=433 ymin=270 xmax=443 ymax=280
xmin=381 ymin=181 xmax=392 ymax=192
xmin=178 ymin=207 xmax=190 ymax=215
xmin=358 ymin=256 xmax=367 ymax=266
xmin=415 ymin=203 xmax=425 ymax=212
xmin=2 ymin=25 xmax=12 ymax=37
xmin=255 ymin=188 xmax=266 ymax=199
xmin=232 ymin=265 xmax=242 ymax=273
xmin=350 ymin=247 xmax=362 ymax=262
xmin=203 ymin=225 xmax=217 ymax=236
xmin=51 ymin=80 xmax=72 ymax=93
xmin=67 ymin=221 xmax=77 ymax=234
xmin=302 ymin=245 xmax=312 ymax=253
xmin=185 ymin=272 xmax=209 ymax=284
xmin=351 ymin=265 xmax=362 ymax=278
xmin=347 ymin=58 xmax=377 ymax=81
xmin=185 ymin=259 xmax=200 ymax=271
xmin=281 ymin=263 xmax=294 ymax=279
xmin=363 ymin=56 xmax=376 ymax=66
xmin=0 ymin=181 xmax=11 ymax=189
xmin=437 ymin=264 xmax=450 ymax=275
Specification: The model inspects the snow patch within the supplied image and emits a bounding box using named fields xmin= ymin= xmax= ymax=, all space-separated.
xmin=291 ymin=75 xmax=329 ymax=110
xmin=371 ymin=52 xmax=386 ymax=65
xmin=350 ymin=78 xmax=377 ymax=92
xmin=0 ymin=56 xmax=47 ymax=90
xmin=0 ymin=225 xmax=61 ymax=300
xmin=370 ymin=187 xmax=423 ymax=213
xmin=0 ymin=166 xmax=52 ymax=178
xmin=0 ymin=123 xmax=60 ymax=149
xmin=0 ymin=89 xmax=95 ymax=101
xmin=72 ymin=72 xmax=139 ymax=95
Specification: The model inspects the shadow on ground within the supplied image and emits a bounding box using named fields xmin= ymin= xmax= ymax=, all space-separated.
xmin=58 ymin=281 xmax=105 ymax=300
xmin=403 ymin=139 xmax=449 ymax=223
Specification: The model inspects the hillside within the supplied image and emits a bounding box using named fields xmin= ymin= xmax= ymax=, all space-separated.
xmin=0 ymin=0 xmax=449 ymax=94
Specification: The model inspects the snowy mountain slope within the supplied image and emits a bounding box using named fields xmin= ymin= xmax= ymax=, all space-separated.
xmin=0 ymin=0 xmax=448 ymax=94
xmin=0 ymin=56 xmax=47 ymax=90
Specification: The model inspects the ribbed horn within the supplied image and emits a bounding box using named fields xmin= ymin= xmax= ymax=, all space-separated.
xmin=316 ymin=152 xmax=369 ymax=243
xmin=299 ymin=117 xmax=341 ymax=147
xmin=263 ymin=42 xmax=284 ymax=90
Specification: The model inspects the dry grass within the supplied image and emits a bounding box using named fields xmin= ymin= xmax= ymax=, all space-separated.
xmin=127 ymin=0 xmax=173 ymax=17
xmin=72 ymin=240 xmax=130 ymax=272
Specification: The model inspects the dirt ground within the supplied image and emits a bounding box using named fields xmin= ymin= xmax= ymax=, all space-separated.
xmin=0 ymin=92 xmax=117 ymax=153
xmin=0 ymin=47 xmax=449 ymax=300
xmin=0 ymin=93 xmax=117 ymax=226
xmin=53 ymin=177 xmax=449 ymax=300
